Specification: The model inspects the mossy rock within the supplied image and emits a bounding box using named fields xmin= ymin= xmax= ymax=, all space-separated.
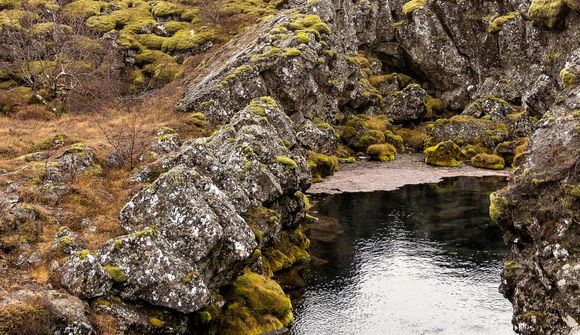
xmin=394 ymin=127 xmax=429 ymax=152
xmin=340 ymin=115 xmax=391 ymax=152
xmin=470 ymin=153 xmax=505 ymax=170
xmin=488 ymin=12 xmax=520 ymax=33
xmin=367 ymin=143 xmax=396 ymax=161
xmin=423 ymin=141 xmax=465 ymax=167
xmin=308 ymin=151 xmax=338 ymax=182
xmin=528 ymin=0 xmax=570 ymax=28
xmin=402 ymin=0 xmax=426 ymax=15
xmin=263 ymin=226 xmax=310 ymax=274
xmin=221 ymin=271 xmax=292 ymax=335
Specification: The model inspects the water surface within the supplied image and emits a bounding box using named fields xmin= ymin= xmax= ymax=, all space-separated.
xmin=290 ymin=176 xmax=513 ymax=335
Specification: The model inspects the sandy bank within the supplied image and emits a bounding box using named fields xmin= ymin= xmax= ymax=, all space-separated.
xmin=307 ymin=154 xmax=509 ymax=194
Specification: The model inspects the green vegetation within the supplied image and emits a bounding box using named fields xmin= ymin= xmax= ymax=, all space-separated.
xmin=560 ymin=69 xmax=576 ymax=87
xmin=402 ymin=0 xmax=426 ymax=15
xmin=528 ymin=0 xmax=569 ymax=28
xmin=308 ymin=151 xmax=339 ymax=182
xmin=470 ymin=153 xmax=505 ymax=170
xmin=423 ymin=141 xmax=465 ymax=167
xmin=221 ymin=271 xmax=292 ymax=335
xmin=262 ymin=226 xmax=310 ymax=273
xmin=367 ymin=143 xmax=396 ymax=161
xmin=489 ymin=192 xmax=510 ymax=223
xmin=275 ymin=156 xmax=298 ymax=170
xmin=103 ymin=265 xmax=127 ymax=283
xmin=488 ymin=12 xmax=520 ymax=33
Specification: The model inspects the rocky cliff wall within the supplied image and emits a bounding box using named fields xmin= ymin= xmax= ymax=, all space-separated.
xmin=53 ymin=0 xmax=580 ymax=334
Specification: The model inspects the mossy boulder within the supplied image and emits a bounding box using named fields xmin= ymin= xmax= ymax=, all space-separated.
xmin=221 ymin=271 xmax=292 ymax=335
xmin=340 ymin=115 xmax=391 ymax=152
xmin=423 ymin=141 xmax=465 ymax=167
xmin=262 ymin=226 xmax=310 ymax=274
xmin=308 ymin=151 xmax=339 ymax=182
xmin=528 ymin=0 xmax=571 ymax=29
xmin=394 ymin=127 xmax=429 ymax=152
xmin=366 ymin=143 xmax=397 ymax=161
xmin=471 ymin=153 xmax=505 ymax=170
xmin=428 ymin=115 xmax=509 ymax=149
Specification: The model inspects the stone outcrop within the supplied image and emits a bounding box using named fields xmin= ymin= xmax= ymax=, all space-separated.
xmin=52 ymin=0 xmax=580 ymax=333
xmin=491 ymin=82 xmax=580 ymax=334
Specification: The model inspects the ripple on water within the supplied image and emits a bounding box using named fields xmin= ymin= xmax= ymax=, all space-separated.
xmin=290 ymin=176 xmax=513 ymax=335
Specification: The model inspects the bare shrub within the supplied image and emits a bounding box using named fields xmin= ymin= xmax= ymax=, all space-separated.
xmin=98 ymin=111 xmax=151 ymax=170
xmin=0 ymin=2 xmax=123 ymax=115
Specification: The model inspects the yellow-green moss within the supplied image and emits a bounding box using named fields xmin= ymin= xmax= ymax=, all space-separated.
xmin=61 ymin=0 xmax=105 ymax=19
xmin=275 ymin=156 xmax=298 ymax=170
xmin=512 ymin=138 xmax=528 ymax=168
xmin=232 ymin=271 xmax=291 ymax=318
xmin=394 ymin=127 xmax=429 ymax=152
xmin=560 ymin=69 xmax=576 ymax=87
xmin=402 ymin=0 xmax=427 ymax=15
xmin=263 ymin=226 xmax=310 ymax=273
xmin=489 ymin=192 xmax=510 ymax=223
xmin=78 ymin=249 xmax=91 ymax=260
xmin=424 ymin=96 xmax=444 ymax=118
xmin=103 ymin=265 xmax=126 ymax=283
xmin=294 ymin=191 xmax=311 ymax=211
xmin=423 ymin=141 xmax=465 ymax=167
xmin=488 ymin=12 xmax=520 ymax=33
xmin=366 ymin=143 xmax=396 ymax=161
xmin=149 ymin=317 xmax=164 ymax=328
xmin=307 ymin=151 xmax=339 ymax=180
xmin=162 ymin=29 xmax=218 ymax=53
xmin=528 ymin=0 xmax=568 ymax=28
xmin=283 ymin=48 xmax=303 ymax=57
xmin=471 ymin=153 xmax=505 ymax=170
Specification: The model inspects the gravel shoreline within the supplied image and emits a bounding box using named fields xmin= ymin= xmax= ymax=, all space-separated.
xmin=307 ymin=153 xmax=509 ymax=194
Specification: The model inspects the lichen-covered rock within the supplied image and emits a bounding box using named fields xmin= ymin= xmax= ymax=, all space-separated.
xmin=98 ymin=231 xmax=211 ymax=313
xmin=91 ymin=297 xmax=189 ymax=334
xmin=383 ymin=84 xmax=427 ymax=123
xmin=491 ymin=83 xmax=580 ymax=334
xmin=62 ymin=97 xmax=311 ymax=322
xmin=295 ymin=120 xmax=338 ymax=155
xmin=154 ymin=127 xmax=181 ymax=154
xmin=463 ymin=97 xmax=516 ymax=122
xmin=428 ymin=115 xmax=510 ymax=149
xmin=61 ymin=250 xmax=112 ymax=299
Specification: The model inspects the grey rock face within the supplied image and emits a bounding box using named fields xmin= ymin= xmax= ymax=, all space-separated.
xmin=98 ymin=232 xmax=211 ymax=313
xmin=61 ymin=251 xmax=112 ymax=299
xmin=62 ymin=97 xmax=310 ymax=314
xmin=492 ymin=84 xmax=580 ymax=334
xmin=384 ymin=84 xmax=427 ymax=123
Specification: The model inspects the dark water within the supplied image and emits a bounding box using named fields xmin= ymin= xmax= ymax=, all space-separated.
xmin=290 ymin=176 xmax=513 ymax=335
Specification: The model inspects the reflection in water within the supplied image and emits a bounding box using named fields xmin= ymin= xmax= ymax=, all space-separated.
xmin=290 ymin=176 xmax=513 ymax=335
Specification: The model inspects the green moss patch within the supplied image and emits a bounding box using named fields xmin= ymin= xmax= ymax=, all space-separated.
xmin=221 ymin=271 xmax=292 ymax=335
xmin=367 ymin=143 xmax=396 ymax=161
xmin=308 ymin=151 xmax=338 ymax=182
xmin=424 ymin=141 xmax=465 ymax=167
xmin=470 ymin=153 xmax=505 ymax=170
xmin=402 ymin=0 xmax=426 ymax=15
xmin=488 ymin=12 xmax=520 ymax=33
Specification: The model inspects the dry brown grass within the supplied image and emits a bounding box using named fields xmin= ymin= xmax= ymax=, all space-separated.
xmin=0 ymin=81 xmax=213 ymax=290
xmin=90 ymin=313 xmax=119 ymax=335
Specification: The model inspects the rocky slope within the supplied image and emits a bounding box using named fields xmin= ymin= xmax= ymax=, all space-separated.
xmin=1 ymin=0 xmax=579 ymax=334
